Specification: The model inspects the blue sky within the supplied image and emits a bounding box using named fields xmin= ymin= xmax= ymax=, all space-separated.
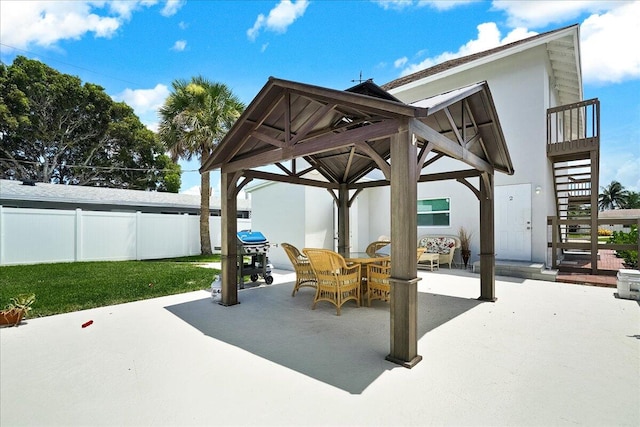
xmin=1 ymin=0 xmax=638 ymax=195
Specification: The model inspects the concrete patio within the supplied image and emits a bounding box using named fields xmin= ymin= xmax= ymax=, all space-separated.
xmin=1 ymin=268 xmax=638 ymax=426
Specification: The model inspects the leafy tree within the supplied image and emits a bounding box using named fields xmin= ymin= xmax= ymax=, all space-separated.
xmin=158 ymin=76 xmax=244 ymax=254
xmin=598 ymin=180 xmax=629 ymax=211
xmin=0 ymin=56 xmax=180 ymax=191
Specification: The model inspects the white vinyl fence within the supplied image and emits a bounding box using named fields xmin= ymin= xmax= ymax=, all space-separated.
xmin=0 ymin=206 xmax=250 ymax=266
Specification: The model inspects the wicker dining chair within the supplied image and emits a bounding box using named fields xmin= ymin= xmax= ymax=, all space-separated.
xmin=366 ymin=263 xmax=391 ymax=306
xmin=302 ymin=248 xmax=361 ymax=316
xmin=281 ymin=243 xmax=317 ymax=297
xmin=366 ymin=248 xmax=427 ymax=306
xmin=365 ymin=240 xmax=391 ymax=257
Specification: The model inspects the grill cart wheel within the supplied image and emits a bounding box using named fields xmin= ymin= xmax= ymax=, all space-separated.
xmin=265 ymin=275 xmax=274 ymax=285
xmin=250 ymin=274 xmax=259 ymax=282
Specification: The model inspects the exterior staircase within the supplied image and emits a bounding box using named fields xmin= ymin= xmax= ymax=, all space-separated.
xmin=546 ymin=99 xmax=600 ymax=274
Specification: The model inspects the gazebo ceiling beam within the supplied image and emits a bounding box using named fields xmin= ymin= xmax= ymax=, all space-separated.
xmin=252 ymin=130 xmax=288 ymax=148
xmin=463 ymin=101 xmax=492 ymax=163
xmin=349 ymin=168 xmax=481 ymax=190
xmin=289 ymin=102 xmax=338 ymax=145
xmin=355 ymin=141 xmax=391 ymax=179
xmin=343 ymin=147 xmax=356 ymax=181
xmin=243 ymin=169 xmax=337 ymax=189
xmin=410 ymin=119 xmax=493 ymax=175
xmin=416 ymin=142 xmax=434 ymax=178
xmin=457 ymin=177 xmax=480 ymax=200
xmin=421 ymin=152 xmax=445 ymax=170
xmin=303 ymin=155 xmax=341 ymax=184
xmin=444 ymin=107 xmax=464 ymax=145
xmin=221 ymin=92 xmax=285 ymax=165
xmin=274 ymin=162 xmax=293 ymax=175
xmin=300 ymin=115 xmax=387 ymax=143
xmin=221 ymin=119 xmax=400 ymax=173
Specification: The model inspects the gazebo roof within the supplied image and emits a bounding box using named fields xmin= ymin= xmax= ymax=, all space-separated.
xmin=200 ymin=77 xmax=513 ymax=186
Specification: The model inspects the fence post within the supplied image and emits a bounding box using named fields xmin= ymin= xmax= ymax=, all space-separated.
xmin=183 ymin=213 xmax=189 ymax=256
xmin=136 ymin=211 xmax=142 ymax=261
xmin=75 ymin=208 xmax=83 ymax=262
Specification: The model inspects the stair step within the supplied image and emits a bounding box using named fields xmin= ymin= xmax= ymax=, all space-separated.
xmin=472 ymin=260 xmax=557 ymax=282
xmin=554 ymin=164 xmax=592 ymax=171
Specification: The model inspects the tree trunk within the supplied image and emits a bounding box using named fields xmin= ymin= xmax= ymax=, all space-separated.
xmin=200 ymin=170 xmax=212 ymax=255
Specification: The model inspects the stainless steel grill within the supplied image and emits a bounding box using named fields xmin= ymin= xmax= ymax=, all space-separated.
xmin=237 ymin=230 xmax=273 ymax=285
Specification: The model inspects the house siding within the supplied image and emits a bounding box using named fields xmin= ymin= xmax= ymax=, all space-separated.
xmin=385 ymin=46 xmax=557 ymax=264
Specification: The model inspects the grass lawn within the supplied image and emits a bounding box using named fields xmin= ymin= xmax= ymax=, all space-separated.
xmin=0 ymin=255 xmax=220 ymax=318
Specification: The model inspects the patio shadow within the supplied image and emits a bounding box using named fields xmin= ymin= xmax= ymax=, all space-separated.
xmin=165 ymin=283 xmax=482 ymax=394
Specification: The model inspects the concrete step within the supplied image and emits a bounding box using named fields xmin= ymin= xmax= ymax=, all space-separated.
xmin=472 ymin=260 xmax=558 ymax=282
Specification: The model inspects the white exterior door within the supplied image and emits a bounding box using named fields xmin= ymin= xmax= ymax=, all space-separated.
xmin=495 ymin=184 xmax=532 ymax=261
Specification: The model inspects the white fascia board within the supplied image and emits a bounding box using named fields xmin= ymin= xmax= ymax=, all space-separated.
xmin=389 ymin=26 xmax=579 ymax=97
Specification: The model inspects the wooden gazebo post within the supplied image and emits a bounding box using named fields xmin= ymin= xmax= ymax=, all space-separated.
xmin=220 ymin=172 xmax=239 ymax=306
xmin=479 ymin=173 xmax=496 ymax=301
xmin=337 ymin=183 xmax=350 ymax=256
xmin=387 ymin=123 xmax=422 ymax=368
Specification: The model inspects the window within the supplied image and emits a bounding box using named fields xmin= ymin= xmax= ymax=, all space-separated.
xmin=417 ymin=198 xmax=450 ymax=227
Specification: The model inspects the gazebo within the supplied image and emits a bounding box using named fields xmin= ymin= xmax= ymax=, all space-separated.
xmin=200 ymin=77 xmax=514 ymax=368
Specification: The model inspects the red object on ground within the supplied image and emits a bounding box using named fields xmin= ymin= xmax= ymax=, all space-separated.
xmin=82 ymin=320 xmax=93 ymax=328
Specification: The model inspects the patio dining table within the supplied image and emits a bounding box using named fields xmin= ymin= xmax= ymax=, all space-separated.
xmin=343 ymin=252 xmax=390 ymax=265
xmin=343 ymin=252 xmax=391 ymax=304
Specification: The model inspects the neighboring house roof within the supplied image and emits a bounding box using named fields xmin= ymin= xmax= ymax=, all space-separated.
xmin=382 ymin=24 xmax=582 ymax=106
xmin=599 ymin=209 xmax=640 ymax=220
xmin=0 ymin=179 xmax=251 ymax=213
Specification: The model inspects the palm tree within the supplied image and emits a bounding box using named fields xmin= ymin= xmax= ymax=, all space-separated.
xmin=598 ymin=180 xmax=629 ymax=211
xmin=158 ymin=76 xmax=244 ymax=254
xmin=626 ymin=191 xmax=640 ymax=209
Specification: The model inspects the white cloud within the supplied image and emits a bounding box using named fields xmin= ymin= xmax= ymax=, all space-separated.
xmin=600 ymin=153 xmax=640 ymax=193
xmin=161 ymin=0 xmax=186 ymax=17
xmin=247 ymin=0 xmax=309 ymax=41
xmin=491 ymin=0 xmax=620 ymax=28
xmin=0 ymin=0 xmax=181 ymax=50
xmin=393 ymin=2 xmax=639 ymax=84
xmin=399 ymin=22 xmax=536 ymax=76
xmin=580 ymin=1 xmax=640 ymax=84
xmin=181 ymin=185 xmax=202 ymax=195
xmin=171 ymin=40 xmax=187 ymax=51
xmin=113 ymin=84 xmax=170 ymax=130
xmin=374 ymin=0 xmax=474 ymax=11
xmin=394 ymin=56 xmax=408 ymax=68
xmin=0 ymin=1 xmax=121 ymax=49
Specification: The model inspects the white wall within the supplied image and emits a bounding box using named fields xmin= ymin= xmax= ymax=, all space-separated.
xmin=0 ymin=206 xmax=250 ymax=265
xmin=248 ymin=182 xmax=335 ymax=270
xmin=387 ymin=46 xmax=556 ymax=264
xmin=249 ymin=183 xmax=305 ymax=270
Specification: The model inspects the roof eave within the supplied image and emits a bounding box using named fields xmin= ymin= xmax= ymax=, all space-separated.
xmin=387 ymin=25 xmax=580 ymax=97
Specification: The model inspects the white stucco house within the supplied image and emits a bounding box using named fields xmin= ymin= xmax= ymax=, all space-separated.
xmin=247 ymin=24 xmax=600 ymax=273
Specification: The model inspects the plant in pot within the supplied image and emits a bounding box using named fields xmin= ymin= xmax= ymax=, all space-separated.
xmin=0 ymin=293 xmax=36 ymax=327
xmin=458 ymin=226 xmax=473 ymax=269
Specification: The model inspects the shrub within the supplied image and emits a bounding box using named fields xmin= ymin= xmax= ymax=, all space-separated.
xmin=608 ymin=225 xmax=638 ymax=269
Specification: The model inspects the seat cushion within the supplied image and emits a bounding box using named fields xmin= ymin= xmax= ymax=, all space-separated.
xmin=419 ymin=237 xmax=456 ymax=254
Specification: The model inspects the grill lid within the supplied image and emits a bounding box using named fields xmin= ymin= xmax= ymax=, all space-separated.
xmin=237 ymin=230 xmax=268 ymax=244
